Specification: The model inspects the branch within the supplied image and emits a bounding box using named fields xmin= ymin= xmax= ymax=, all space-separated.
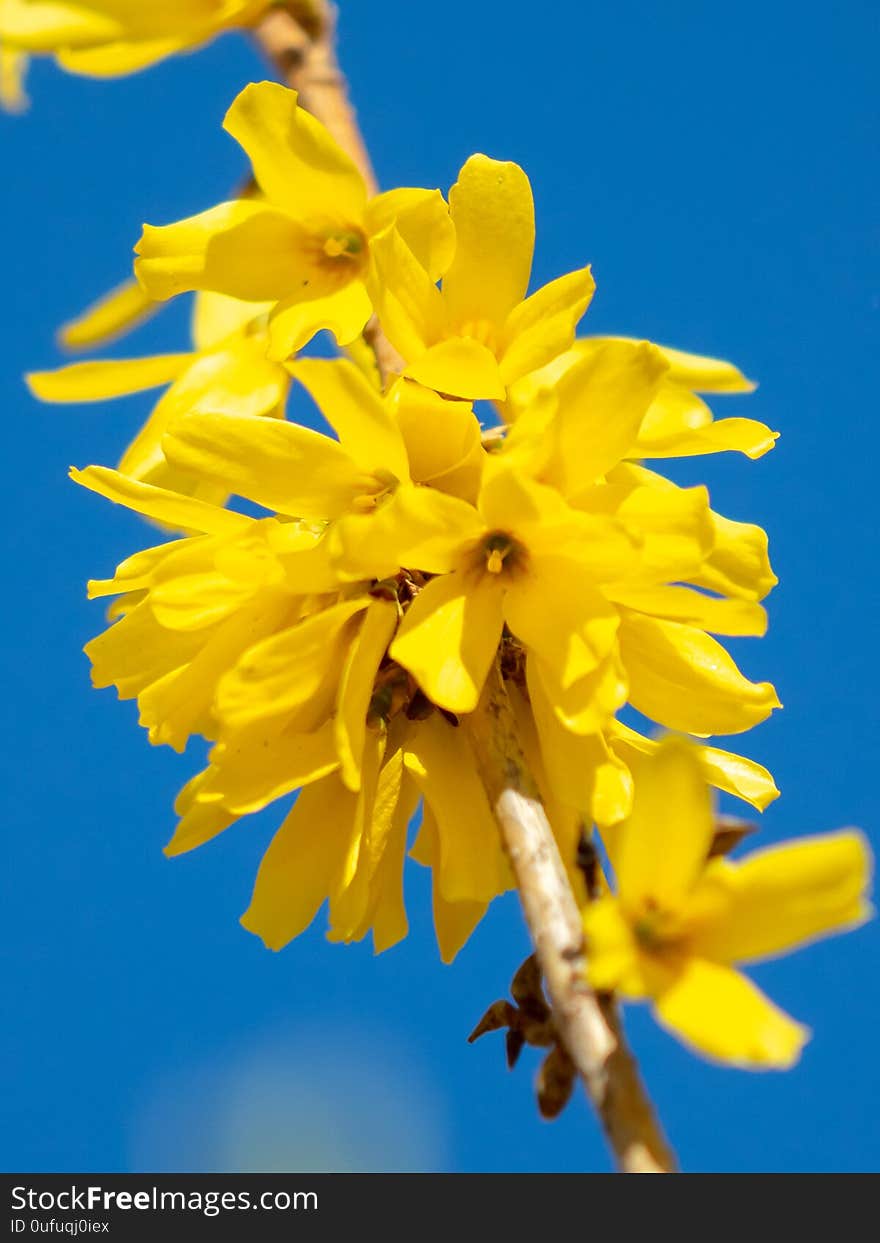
xmin=253 ymin=3 xmax=403 ymax=387
xmin=467 ymin=665 xmax=677 ymax=1174
xmin=255 ymin=1 xmax=677 ymax=1173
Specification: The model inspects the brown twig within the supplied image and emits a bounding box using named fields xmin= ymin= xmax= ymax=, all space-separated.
xmin=253 ymin=2 xmax=403 ymax=386
xmin=466 ymin=664 xmax=677 ymax=1173
xmin=254 ymin=1 xmax=676 ymax=1173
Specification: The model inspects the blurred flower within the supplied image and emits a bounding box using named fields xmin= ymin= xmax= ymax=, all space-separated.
xmin=0 ymin=0 xmax=273 ymax=81
xmin=583 ymin=737 xmax=872 ymax=1068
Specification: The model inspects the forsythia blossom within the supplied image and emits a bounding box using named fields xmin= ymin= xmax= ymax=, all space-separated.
xmin=583 ymin=738 xmax=871 ymax=1068
xmin=24 ymin=71 xmax=865 ymax=1070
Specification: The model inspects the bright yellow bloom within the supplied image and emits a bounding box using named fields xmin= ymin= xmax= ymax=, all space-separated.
xmin=70 ymin=372 xmax=512 ymax=959
xmin=386 ymin=341 xmax=778 ymax=742
xmin=583 ymin=738 xmax=872 ymax=1068
xmin=31 ymin=293 xmax=288 ymax=499
xmin=368 ymin=154 xmax=595 ymax=400
xmin=135 ymin=82 xmax=455 ymax=362
xmin=0 ymin=0 xmax=271 ymax=79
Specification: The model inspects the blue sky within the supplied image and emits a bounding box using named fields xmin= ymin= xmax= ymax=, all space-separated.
xmin=1 ymin=0 xmax=878 ymax=1173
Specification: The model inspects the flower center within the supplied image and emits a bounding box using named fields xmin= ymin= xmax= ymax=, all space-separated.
xmin=321 ymin=230 xmax=365 ymax=261
xmin=451 ymin=318 xmax=498 ymax=352
xmin=350 ymin=469 xmax=400 ymax=513
xmin=632 ymin=898 xmax=686 ymax=953
xmin=476 ymin=530 xmax=527 ymax=579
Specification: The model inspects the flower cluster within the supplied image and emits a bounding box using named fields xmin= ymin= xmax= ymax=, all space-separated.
xmin=27 ymin=78 xmax=871 ymax=1068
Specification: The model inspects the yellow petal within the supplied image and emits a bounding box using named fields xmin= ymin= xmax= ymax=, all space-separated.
xmin=241 ymin=775 xmax=357 ymax=951
xmin=651 ymin=343 xmax=756 ymax=393
xmin=539 ymin=340 xmax=669 ymax=498
xmin=614 ymin=737 xmax=716 ymax=909
xmin=413 ymin=808 xmax=488 ymax=963
xmin=576 ymin=338 xmax=755 ymax=393
xmin=583 ymin=897 xmax=657 ymax=997
xmin=120 ymin=337 xmax=289 ymax=486
xmin=542 ymin=651 xmax=628 ymax=737
xmin=391 ymin=571 xmax=504 ymax=713
xmin=216 ymin=597 xmax=367 ymax=730
xmin=135 ymin=201 xmax=315 ymax=303
xmin=326 ymin=729 xmax=386 ymax=939
xmin=390 ymin=381 xmax=483 ymax=504
xmin=636 ymin=415 xmax=778 ymax=461
xmin=367 ymin=225 xmax=446 ymax=363
xmin=335 ymin=599 xmax=398 ymax=791
xmin=504 ymin=564 xmax=619 ymax=689
xmin=609 ymin=721 xmax=780 ymax=813
xmin=198 ymin=719 xmax=340 ymax=816
xmin=692 ymin=831 xmax=872 ymax=965
xmin=1 ymin=43 xmax=28 ymax=112
xmin=57 ymin=35 xmax=189 ymax=76
xmin=162 ymin=409 xmax=365 ymax=519
xmin=442 ymin=154 xmax=534 ymax=327
xmin=267 ymin=281 xmax=372 ymax=359
xmin=405 ymin=337 xmax=505 ymax=401
xmin=618 ymin=610 xmax=780 ymax=736
xmin=164 ymin=770 xmax=237 ymax=858
xmin=332 ymin=484 xmax=483 ymax=582
xmin=224 ymin=81 xmax=367 ymax=222
xmin=655 ymin=959 xmax=808 ymax=1069
xmin=498 ymin=267 xmax=596 ymax=386
xmin=136 ymin=588 xmax=293 ymax=752
xmin=607 ymin=584 xmax=767 ymax=637
xmin=292 ymin=357 xmax=409 ymax=481
xmin=365 ymin=756 xmax=420 ymax=954
xmin=366 ymin=186 xmax=455 ymax=282
xmin=692 ymin=511 xmax=777 ymax=601
xmin=28 ymin=353 xmax=191 ymax=402
xmin=59 ymin=278 xmax=157 ymax=351
xmin=405 ymin=714 xmax=508 ymax=904
xmin=580 ymin=471 xmax=713 ymax=583
xmin=527 ymin=664 xmax=631 ymax=824
xmin=190 ymin=290 xmax=272 ymax=351
xmin=0 ymin=1 xmax=121 ymax=47
xmin=70 ymin=465 xmax=250 ymax=536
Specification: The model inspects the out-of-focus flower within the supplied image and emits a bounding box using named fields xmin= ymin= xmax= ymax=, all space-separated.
xmin=0 ymin=0 xmax=272 ymax=81
xmin=135 ymin=82 xmax=455 ymax=362
xmin=583 ymin=737 xmax=872 ymax=1068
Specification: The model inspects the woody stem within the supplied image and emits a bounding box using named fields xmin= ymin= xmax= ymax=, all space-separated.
xmin=253 ymin=2 xmax=403 ymax=387
xmin=254 ymin=0 xmax=677 ymax=1174
xmin=467 ymin=664 xmax=677 ymax=1173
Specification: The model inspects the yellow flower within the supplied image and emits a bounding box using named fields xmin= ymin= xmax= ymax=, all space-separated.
xmin=135 ymin=81 xmax=455 ymax=362
xmin=368 ymin=154 xmax=595 ymax=400
xmin=583 ymin=737 xmax=872 ymax=1068
xmin=386 ymin=341 xmax=778 ymax=744
xmin=70 ymin=389 xmax=512 ymax=959
xmin=0 ymin=0 xmax=271 ymax=79
xmin=30 ymin=293 xmax=288 ymax=500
